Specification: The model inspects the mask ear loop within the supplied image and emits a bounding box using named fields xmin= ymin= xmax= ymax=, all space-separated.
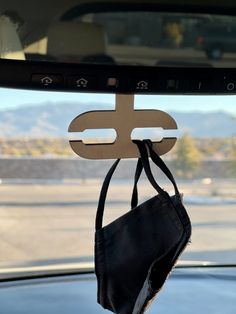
xmin=96 ymin=139 xmax=180 ymax=231
xmin=95 ymin=154 xmax=147 ymax=231
xmin=133 ymin=140 xmax=167 ymax=196
xmin=131 ymin=158 xmax=143 ymax=209
xmin=95 ymin=159 xmax=120 ymax=232
xmin=144 ymin=139 xmax=180 ymax=197
xmin=131 ymin=139 xmax=182 ymax=209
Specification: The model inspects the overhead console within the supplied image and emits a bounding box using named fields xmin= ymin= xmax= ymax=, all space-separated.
xmin=1 ymin=60 xmax=236 ymax=94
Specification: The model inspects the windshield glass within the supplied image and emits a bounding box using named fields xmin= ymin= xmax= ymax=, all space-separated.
xmin=0 ymin=89 xmax=236 ymax=279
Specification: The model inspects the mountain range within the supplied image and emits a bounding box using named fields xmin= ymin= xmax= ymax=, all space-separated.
xmin=0 ymin=102 xmax=235 ymax=138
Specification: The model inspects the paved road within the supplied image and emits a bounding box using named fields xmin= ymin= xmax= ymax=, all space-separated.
xmin=0 ymin=181 xmax=236 ymax=269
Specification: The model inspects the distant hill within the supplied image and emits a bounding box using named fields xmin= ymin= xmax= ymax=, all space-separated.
xmin=171 ymin=111 xmax=236 ymax=137
xmin=0 ymin=102 xmax=110 ymax=138
xmin=0 ymin=102 xmax=235 ymax=138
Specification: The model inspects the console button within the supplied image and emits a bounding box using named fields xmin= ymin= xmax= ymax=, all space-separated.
xmin=226 ymin=82 xmax=235 ymax=91
xmin=67 ymin=76 xmax=97 ymax=90
xmin=129 ymin=78 xmax=154 ymax=92
xmin=223 ymin=81 xmax=236 ymax=93
xmin=32 ymin=74 xmax=63 ymax=87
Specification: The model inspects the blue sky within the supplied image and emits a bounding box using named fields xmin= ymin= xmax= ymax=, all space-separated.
xmin=0 ymin=87 xmax=236 ymax=113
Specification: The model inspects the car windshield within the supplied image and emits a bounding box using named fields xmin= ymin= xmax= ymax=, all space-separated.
xmin=0 ymin=89 xmax=236 ymax=280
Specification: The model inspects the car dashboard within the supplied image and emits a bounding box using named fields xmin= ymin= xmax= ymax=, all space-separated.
xmin=0 ymin=266 xmax=235 ymax=314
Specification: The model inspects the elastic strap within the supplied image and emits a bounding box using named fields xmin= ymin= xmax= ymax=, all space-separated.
xmin=144 ymin=139 xmax=180 ymax=196
xmin=95 ymin=159 xmax=120 ymax=231
xmin=96 ymin=157 xmax=143 ymax=230
xmin=133 ymin=140 xmax=166 ymax=196
xmin=96 ymin=140 xmax=179 ymax=230
xmin=131 ymin=140 xmax=180 ymax=208
xmin=131 ymin=158 xmax=143 ymax=209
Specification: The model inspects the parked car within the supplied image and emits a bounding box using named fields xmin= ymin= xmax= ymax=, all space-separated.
xmin=195 ymin=22 xmax=236 ymax=60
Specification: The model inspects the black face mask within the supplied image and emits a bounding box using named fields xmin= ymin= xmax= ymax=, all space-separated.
xmin=95 ymin=140 xmax=191 ymax=314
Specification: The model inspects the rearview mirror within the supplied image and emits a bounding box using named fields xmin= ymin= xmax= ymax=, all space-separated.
xmin=1 ymin=0 xmax=236 ymax=94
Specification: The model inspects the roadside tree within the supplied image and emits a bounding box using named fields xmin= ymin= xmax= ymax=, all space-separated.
xmin=173 ymin=133 xmax=202 ymax=178
xmin=228 ymin=136 xmax=236 ymax=176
